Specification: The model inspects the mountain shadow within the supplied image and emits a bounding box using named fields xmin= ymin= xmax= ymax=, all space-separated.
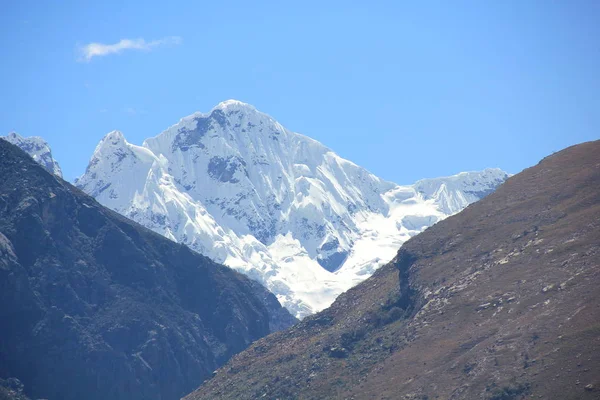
xmin=0 ymin=139 xmax=295 ymax=400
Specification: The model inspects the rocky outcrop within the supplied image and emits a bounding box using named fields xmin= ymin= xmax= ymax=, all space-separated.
xmin=0 ymin=379 xmax=33 ymax=400
xmin=0 ymin=139 xmax=295 ymax=400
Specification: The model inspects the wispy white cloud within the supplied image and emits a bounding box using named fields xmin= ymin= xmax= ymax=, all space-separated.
xmin=78 ymin=36 xmax=182 ymax=62
xmin=123 ymin=107 xmax=147 ymax=116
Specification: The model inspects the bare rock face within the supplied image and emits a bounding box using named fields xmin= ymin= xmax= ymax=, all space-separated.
xmin=186 ymin=140 xmax=600 ymax=400
xmin=0 ymin=140 xmax=295 ymax=400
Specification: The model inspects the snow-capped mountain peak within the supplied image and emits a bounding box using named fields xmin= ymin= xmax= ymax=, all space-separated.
xmin=213 ymin=99 xmax=258 ymax=112
xmin=76 ymin=101 xmax=509 ymax=318
xmin=1 ymin=132 xmax=63 ymax=177
xmin=97 ymin=129 xmax=127 ymax=147
xmin=413 ymin=167 xmax=510 ymax=214
xmin=78 ymin=130 xmax=163 ymax=204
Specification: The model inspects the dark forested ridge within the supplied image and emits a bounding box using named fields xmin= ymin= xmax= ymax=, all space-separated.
xmin=187 ymin=140 xmax=600 ymax=400
xmin=0 ymin=139 xmax=295 ymax=400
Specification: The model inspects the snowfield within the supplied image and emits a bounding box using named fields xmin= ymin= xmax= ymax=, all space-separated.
xmin=22 ymin=100 xmax=508 ymax=318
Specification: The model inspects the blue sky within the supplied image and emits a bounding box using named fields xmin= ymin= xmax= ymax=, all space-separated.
xmin=1 ymin=1 xmax=598 ymax=183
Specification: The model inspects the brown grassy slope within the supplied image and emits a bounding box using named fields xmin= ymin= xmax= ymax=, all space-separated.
xmin=186 ymin=140 xmax=600 ymax=400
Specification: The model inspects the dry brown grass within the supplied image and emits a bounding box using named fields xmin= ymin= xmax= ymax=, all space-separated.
xmin=187 ymin=140 xmax=600 ymax=400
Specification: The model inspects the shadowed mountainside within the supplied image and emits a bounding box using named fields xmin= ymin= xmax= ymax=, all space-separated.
xmin=0 ymin=139 xmax=295 ymax=400
xmin=186 ymin=140 xmax=600 ymax=400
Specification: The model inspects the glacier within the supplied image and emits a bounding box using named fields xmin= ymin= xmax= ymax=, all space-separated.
xmin=13 ymin=100 xmax=508 ymax=318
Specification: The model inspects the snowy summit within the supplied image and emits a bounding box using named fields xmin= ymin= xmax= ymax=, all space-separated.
xmin=71 ymin=100 xmax=509 ymax=318
xmin=1 ymin=132 xmax=63 ymax=177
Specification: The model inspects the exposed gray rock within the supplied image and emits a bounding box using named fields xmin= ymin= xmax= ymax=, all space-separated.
xmin=0 ymin=140 xmax=296 ymax=400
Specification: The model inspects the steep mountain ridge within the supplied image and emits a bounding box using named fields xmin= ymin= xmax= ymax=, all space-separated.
xmin=413 ymin=168 xmax=509 ymax=214
xmin=75 ymin=100 xmax=509 ymax=317
xmin=1 ymin=132 xmax=62 ymax=177
xmin=0 ymin=139 xmax=295 ymax=400
xmin=186 ymin=140 xmax=600 ymax=400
